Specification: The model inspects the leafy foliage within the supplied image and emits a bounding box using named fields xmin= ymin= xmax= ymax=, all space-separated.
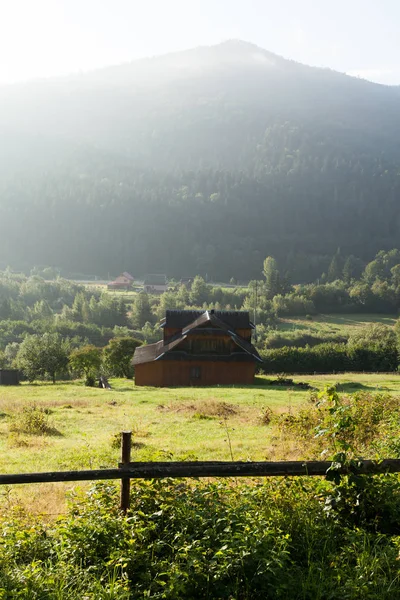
xmin=260 ymin=330 xmax=398 ymax=374
xmin=103 ymin=337 xmax=142 ymax=379
xmin=9 ymin=404 xmax=58 ymax=436
xmin=1 ymin=478 xmax=400 ymax=598
xmin=130 ymin=292 xmax=154 ymax=329
xmin=15 ymin=333 xmax=70 ymax=383
xmin=69 ymin=344 xmax=102 ymax=385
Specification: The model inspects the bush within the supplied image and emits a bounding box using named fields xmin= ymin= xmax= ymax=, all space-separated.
xmin=278 ymin=387 xmax=400 ymax=457
xmin=2 ymin=480 xmax=400 ymax=598
xmin=272 ymin=293 xmax=316 ymax=316
xmin=261 ymin=341 xmax=398 ymax=374
xmin=9 ymin=404 xmax=58 ymax=436
xmin=261 ymin=343 xmax=350 ymax=374
xmin=265 ymin=330 xmax=347 ymax=349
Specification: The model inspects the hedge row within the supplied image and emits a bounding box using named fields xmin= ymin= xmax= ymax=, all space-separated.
xmin=260 ymin=343 xmax=398 ymax=374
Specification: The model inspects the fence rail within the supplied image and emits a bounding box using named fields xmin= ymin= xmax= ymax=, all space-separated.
xmin=0 ymin=432 xmax=399 ymax=512
xmin=1 ymin=459 xmax=400 ymax=487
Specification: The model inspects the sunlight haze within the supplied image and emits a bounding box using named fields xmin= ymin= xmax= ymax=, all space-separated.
xmin=1 ymin=0 xmax=399 ymax=85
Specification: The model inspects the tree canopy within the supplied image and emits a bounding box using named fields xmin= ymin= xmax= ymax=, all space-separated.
xmin=16 ymin=333 xmax=70 ymax=383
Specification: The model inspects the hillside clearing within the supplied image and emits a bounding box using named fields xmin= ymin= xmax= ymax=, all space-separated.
xmin=278 ymin=313 xmax=397 ymax=335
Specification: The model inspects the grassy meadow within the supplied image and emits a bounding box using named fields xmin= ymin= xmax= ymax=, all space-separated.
xmin=278 ymin=313 xmax=397 ymax=335
xmin=2 ymin=375 xmax=400 ymax=597
xmin=1 ymin=372 xmax=400 ymax=514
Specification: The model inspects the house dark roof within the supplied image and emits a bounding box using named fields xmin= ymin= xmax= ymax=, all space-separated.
xmin=133 ymin=310 xmax=261 ymax=365
xmin=144 ymin=274 xmax=167 ymax=285
xmin=162 ymin=309 xmax=254 ymax=330
xmin=133 ymin=337 xmax=186 ymax=365
xmin=132 ymin=340 xmax=164 ymax=365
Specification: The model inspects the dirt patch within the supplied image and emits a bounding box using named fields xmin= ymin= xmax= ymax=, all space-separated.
xmin=158 ymin=399 xmax=238 ymax=418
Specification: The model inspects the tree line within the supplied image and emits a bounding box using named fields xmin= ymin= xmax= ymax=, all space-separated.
xmin=15 ymin=334 xmax=141 ymax=385
xmin=2 ymin=246 xmax=400 ymax=380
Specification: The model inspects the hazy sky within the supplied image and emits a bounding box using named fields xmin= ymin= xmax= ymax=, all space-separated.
xmin=1 ymin=0 xmax=399 ymax=85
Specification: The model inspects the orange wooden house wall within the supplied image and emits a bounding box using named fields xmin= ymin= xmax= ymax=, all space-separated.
xmin=135 ymin=360 xmax=255 ymax=387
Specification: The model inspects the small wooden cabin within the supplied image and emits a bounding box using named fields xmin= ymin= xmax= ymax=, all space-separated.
xmin=0 ymin=370 xmax=19 ymax=385
xmin=107 ymin=272 xmax=134 ymax=290
xmin=143 ymin=274 xmax=168 ymax=294
xmin=133 ymin=309 xmax=261 ymax=387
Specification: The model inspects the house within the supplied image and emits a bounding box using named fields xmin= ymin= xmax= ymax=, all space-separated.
xmin=143 ymin=274 xmax=168 ymax=294
xmin=107 ymin=272 xmax=134 ymax=290
xmin=0 ymin=370 xmax=19 ymax=385
xmin=133 ymin=309 xmax=262 ymax=387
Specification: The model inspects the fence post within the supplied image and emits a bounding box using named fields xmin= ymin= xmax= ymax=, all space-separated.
xmin=120 ymin=431 xmax=132 ymax=513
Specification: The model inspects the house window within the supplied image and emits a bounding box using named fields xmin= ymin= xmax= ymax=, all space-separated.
xmin=190 ymin=366 xmax=201 ymax=379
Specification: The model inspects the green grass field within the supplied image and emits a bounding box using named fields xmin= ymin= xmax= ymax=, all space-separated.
xmin=278 ymin=313 xmax=397 ymax=335
xmin=0 ymin=372 xmax=399 ymax=513
xmin=0 ymin=378 xmax=306 ymax=473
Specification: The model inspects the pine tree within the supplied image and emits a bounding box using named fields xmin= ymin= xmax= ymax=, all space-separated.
xmin=343 ymin=255 xmax=364 ymax=282
xmin=327 ymin=249 xmax=343 ymax=282
xmin=131 ymin=293 xmax=153 ymax=329
xmin=262 ymin=257 xmax=281 ymax=299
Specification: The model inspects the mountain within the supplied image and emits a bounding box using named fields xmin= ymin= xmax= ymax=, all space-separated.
xmin=0 ymin=40 xmax=400 ymax=280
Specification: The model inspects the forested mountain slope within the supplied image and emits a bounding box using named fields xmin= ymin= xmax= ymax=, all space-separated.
xmin=1 ymin=40 xmax=399 ymax=280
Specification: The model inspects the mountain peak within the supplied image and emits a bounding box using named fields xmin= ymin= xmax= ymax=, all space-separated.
xmin=216 ymin=39 xmax=263 ymax=51
xmin=185 ymin=39 xmax=282 ymax=70
xmin=216 ymin=38 xmax=275 ymax=56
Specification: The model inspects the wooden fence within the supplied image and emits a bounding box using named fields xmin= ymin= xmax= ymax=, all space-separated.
xmin=1 ymin=432 xmax=400 ymax=512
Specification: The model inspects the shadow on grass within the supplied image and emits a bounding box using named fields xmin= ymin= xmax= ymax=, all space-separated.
xmin=161 ymin=378 xmax=310 ymax=391
xmin=116 ymin=377 xmax=311 ymax=391
xmin=132 ymin=441 xmax=146 ymax=449
xmin=277 ymin=321 xmax=312 ymax=332
xmin=334 ymin=382 xmax=379 ymax=393
xmin=45 ymin=426 xmax=64 ymax=437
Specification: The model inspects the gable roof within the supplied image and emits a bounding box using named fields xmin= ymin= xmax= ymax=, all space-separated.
xmin=122 ymin=272 xmax=134 ymax=280
xmin=133 ymin=310 xmax=261 ymax=365
xmin=144 ymin=274 xmax=167 ymax=285
xmin=162 ymin=309 xmax=254 ymax=330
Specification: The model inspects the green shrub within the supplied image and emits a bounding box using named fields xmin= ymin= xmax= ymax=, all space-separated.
xmin=9 ymin=404 xmax=58 ymax=436
xmin=261 ymin=341 xmax=398 ymax=374
xmin=277 ymin=387 xmax=400 ymax=458
xmin=264 ymin=330 xmax=347 ymax=349
xmin=2 ymin=480 xmax=400 ymax=598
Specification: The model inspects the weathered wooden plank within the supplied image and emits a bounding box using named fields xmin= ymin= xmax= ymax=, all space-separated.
xmin=0 ymin=459 xmax=400 ymax=485
xmin=120 ymin=432 xmax=132 ymax=513
xmin=118 ymin=459 xmax=400 ymax=477
xmin=0 ymin=469 xmax=121 ymax=485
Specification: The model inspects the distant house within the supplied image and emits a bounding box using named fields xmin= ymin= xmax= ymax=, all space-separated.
xmin=107 ymin=272 xmax=134 ymax=291
xmin=0 ymin=370 xmax=19 ymax=385
xmin=133 ymin=309 xmax=261 ymax=387
xmin=143 ymin=274 xmax=168 ymax=294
